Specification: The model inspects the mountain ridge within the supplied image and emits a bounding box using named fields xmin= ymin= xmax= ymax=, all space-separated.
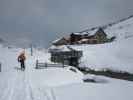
xmin=78 ymin=14 xmax=133 ymax=34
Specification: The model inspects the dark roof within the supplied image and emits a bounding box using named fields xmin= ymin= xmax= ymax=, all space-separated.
xmin=95 ymin=28 xmax=107 ymax=36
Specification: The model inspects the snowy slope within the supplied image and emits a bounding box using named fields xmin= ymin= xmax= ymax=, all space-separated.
xmin=71 ymin=16 xmax=133 ymax=73
xmin=105 ymin=16 xmax=133 ymax=40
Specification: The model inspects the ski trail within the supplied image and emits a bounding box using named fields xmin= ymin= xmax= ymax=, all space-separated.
xmin=0 ymin=72 xmax=16 ymax=100
xmin=24 ymin=71 xmax=35 ymax=100
xmin=25 ymin=58 xmax=56 ymax=100
xmin=24 ymin=65 xmax=48 ymax=100
xmin=10 ymin=71 xmax=28 ymax=100
xmin=0 ymin=58 xmax=56 ymax=100
xmin=0 ymin=70 xmax=33 ymax=100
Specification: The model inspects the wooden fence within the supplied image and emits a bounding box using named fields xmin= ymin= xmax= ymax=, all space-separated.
xmin=35 ymin=60 xmax=66 ymax=69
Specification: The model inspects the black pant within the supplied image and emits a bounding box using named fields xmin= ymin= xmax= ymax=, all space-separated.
xmin=20 ymin=60 xmax=25 ymax=69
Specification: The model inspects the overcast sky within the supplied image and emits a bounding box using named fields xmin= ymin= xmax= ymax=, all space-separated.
xmin=0 ymin=0 xmax=133 ymax=48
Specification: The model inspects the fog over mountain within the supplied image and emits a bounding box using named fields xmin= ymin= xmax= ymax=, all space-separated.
xmin=0 ymin=0 xmax=133 ymax=48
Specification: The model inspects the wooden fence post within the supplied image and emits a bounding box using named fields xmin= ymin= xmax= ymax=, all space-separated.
xmin=45 ymin=63 xmax=47 ymax=68
xmin=0 ymin=62 xmax=1 ymax=72
xmin=30 ymin=44 xmax=33 ymax=56
xmin=62 ymin=61 xmax=64 ymax=68
xmin=36 ymin=60 xmax=38 ymax=69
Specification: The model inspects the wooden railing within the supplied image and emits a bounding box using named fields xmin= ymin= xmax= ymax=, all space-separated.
xmin=35 ymin=60 xmax=66 ymax=69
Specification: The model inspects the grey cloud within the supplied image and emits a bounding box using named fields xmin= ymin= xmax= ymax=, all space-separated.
xmin=0 ymin=0 xmax=133 ymax=48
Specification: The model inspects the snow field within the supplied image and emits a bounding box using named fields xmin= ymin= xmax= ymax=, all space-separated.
xmin=0 ymin=16 xmax=133 ymax=100
xmin=0 ymin=45 xmax=84 ymax=100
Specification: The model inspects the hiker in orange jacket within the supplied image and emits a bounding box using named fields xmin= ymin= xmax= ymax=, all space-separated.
xmin=18 ymin=51 xmax=26 ymax=70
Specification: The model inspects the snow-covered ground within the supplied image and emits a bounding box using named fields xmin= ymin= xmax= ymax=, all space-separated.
xmin=54 ymin=75 xmax=133 ymax=100
xmin=1 ymin=16 xmax=133 ymax=100
xmin=0 ymin=44 xmax=133 ymax=100
xmin=0 ymin=45 xmax=83 ymax=100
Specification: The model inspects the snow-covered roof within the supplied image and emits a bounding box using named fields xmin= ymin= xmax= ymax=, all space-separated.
xmin=73 ymin=32 xmax=81 ymax=35
xmin=49 ymin=45 xmax=57 ymax=49
xmin=52 ymin=37 xmax=63 ymax=44
xmin=73 ymin=32 xmax=89 ymax=35
xmin=49 ymin=45 xmax=75 ymax=52
xmin=58 ymin=45 xmax=72 ymax=52
xmin=73 ymin=28 xmax=98 ymax=36
xmin=86 ymin=28 xmax=99 ymax=36
xmin=52 ymin=35 xmax=70 ymax=44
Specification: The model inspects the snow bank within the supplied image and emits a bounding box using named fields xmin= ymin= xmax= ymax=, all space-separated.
xmin=53 ymin=76 xmax=133 ymax=100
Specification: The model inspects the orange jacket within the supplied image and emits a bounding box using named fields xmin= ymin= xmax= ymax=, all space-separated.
xmin=18 ymin=53 xmax=26 ymax=61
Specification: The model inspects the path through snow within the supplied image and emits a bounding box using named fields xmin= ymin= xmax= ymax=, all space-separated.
xmin=0 ymin=62 xmax=56 ymax=100
xmin=0 ymin=47 xmax=83 ymax=100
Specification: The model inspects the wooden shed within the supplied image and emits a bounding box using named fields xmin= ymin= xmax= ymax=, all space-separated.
xmin=50 ymin=46 xmax=83 ymax=67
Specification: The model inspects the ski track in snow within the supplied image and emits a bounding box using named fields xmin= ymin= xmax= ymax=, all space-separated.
xmin=0 ymin=71 xmax=31 ymax=100
xmin=0 ymin=68 xmax=55 ymax=100
xmin=0 ymin=48 xmax=83 ymax=100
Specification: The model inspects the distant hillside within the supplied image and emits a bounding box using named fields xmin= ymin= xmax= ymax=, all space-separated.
xmin=77 ymin=15 xmax=133 ymax=41
xmin=79 ymin=15 xmax=133 ymax=33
